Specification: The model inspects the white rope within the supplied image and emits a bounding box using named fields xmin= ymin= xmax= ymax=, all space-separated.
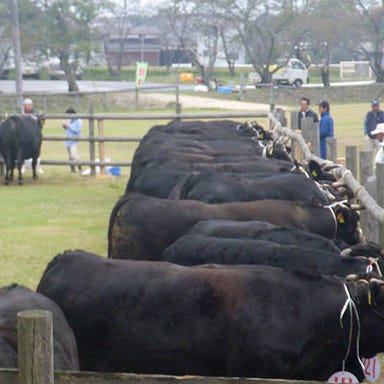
xmin=268 ymin=113 xmax=384 ymax=224
xmin=339 ymin=283 xmax=365 ymax=373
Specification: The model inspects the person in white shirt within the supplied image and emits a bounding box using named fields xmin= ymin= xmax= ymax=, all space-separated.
xmin=370 ymin=123 xmax=384 ymax=168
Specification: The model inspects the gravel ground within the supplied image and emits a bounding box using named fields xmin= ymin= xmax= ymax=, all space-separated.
xmin=143 ymin=92 xmax=272 ymax=111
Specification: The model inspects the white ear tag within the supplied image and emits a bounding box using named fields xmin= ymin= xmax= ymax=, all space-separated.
xmin=328 ymin=371 xmax=359 ymax=384
xmin=362 ymin=356 xmax=381 ymax=382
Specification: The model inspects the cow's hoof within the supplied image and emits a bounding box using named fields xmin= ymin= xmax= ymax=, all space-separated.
xmin=18 ymin=180 xmax=23 ymax=186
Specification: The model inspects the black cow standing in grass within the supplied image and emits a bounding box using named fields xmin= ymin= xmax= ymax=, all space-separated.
xmin=0 ymin=284 xmax=79 ymax=370
xmin=0 ymin=114 xmax=44 ymax=185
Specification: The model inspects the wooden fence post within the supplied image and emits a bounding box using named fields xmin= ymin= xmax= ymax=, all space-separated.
xmin=239 ymin=73 xmax=244 ymax=101
xmin=327 ymin=137 xmax=337 ymax=163
xmin=289 ymin=112 xmax=301 ymax=162
xmin=175 ymin=83 xmax=182 ymax=120
xmin=135 ymin=88 xmax=139 ymax=110
xmin=290 ymin=111 xmax=298 ymax=131
xmin=88 ymin=103 xmax=96 ymax=176
xmin=377 ymin=163 xmax=384 ymax=246
xmin=301 ymin=118 xmax=320 ymax=157
xmin=359 ymin=151 xmax=373 ymax=186
xmin=17 ymin=310 xmax=54 ymax=384
xmin=359 ymin=151 xmax=377 ymax=242
xmin=98 ymin=118 xmax=105 ymax=175
xmin=346 ymin=146 xmax=358 ymax=178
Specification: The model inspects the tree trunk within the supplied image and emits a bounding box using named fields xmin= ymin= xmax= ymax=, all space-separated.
xmin=67 ymin=76 xmax=79 ymax=92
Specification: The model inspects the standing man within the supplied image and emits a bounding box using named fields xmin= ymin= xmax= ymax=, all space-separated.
xmin=318 ymin=100 xmax=334 ymax=160
xmin=298 ymin=97 xmax=319 ymax=130
xmin=363 ymin=99 xmax=384 ymax=153
xmin=63 ymin=107 xmax=82 ymax=173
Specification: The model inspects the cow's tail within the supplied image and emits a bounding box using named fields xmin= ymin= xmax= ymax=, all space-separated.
xmin=107 ymin=194 xmax=134 ymax=258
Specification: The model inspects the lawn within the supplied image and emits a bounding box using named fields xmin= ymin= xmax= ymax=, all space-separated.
xmin=0 ymin=98 xmax=372 ymax=289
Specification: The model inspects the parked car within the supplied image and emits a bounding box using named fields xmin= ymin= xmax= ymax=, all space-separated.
xmin=272 ymin=58 xmax=308 ymax=88
xmin=0 ymin=61 xmax=40 ymax=80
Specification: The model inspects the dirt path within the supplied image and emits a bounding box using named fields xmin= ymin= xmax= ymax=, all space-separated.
xmin=145 ymin=92 xmax=272 ymax=111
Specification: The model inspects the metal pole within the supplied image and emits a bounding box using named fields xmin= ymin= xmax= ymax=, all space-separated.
xmin=11 ymin=0 xmax=23 ymax=111
xmin=88 ymin=103 xmax=96 ymax=176
xmin=98 ymin=118 xmax=105 ymax=175
xmin=140 ymin=33 xmax=144 ymax=62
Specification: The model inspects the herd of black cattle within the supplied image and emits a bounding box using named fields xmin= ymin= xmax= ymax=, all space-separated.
xmin=3 ymin=118 xmax=384 ymax=382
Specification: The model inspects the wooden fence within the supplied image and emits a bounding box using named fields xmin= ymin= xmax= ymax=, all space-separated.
xmin=289 ymin=110 xmax=384 ymax=244
xmin=1 ymin=310 xmax=317 ymax=384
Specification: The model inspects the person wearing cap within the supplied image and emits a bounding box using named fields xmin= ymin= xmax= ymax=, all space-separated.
xmin=297 ymin=97 xmax=319 ymax=130
xmin=370 ymin=123 xmax=384 ymax=168
xmin=363 ymin=99 xmax=384 ymax=152
xmin=21 ymin=98 xmax=44 ymax=174
xmin=23 ymin=98 xmax=36 ymax=116
xmin=318 ymin=100 xmax=334 ymax=159
xmin=63 ymin=107 xmax=82 ymax=173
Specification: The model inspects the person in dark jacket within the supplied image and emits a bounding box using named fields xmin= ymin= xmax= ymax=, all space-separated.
xmin=363 ymin=99 xmax=384 ymax=153
xmin=298 ymin=97 xmax=319 ymax=130
xmin=318 ymin=100 xmax=334 ymax=159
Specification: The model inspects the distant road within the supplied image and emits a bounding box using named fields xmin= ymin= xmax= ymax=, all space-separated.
xmin=0 ymin=79 xmax=377 ymax=94
xmin=0 ymin=80 xmax=193 ymax=94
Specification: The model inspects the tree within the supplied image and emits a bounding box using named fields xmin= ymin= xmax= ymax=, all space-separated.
xmin=294 ymin=0 xmax=361 ymax=86
xmin=101 ymin=1 xmax=142 ymax=77
xmin=34 ymin=0 xmax=106 ymax=91
xmin=159 ymin=0 xmax=220 ymax=88
xmin=217 ymin=0 xmax=303 ymax=83
xmin=0 ymin=0 xmax=43 ymax=76
xmin=356 ymin=0 xmax=384 ymax=82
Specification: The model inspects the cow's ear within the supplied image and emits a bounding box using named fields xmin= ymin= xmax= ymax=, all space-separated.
xmin=369 ymin=279 xmax=384 ymax=306
xmin=336 ymin=210 xmax=346 ymax=224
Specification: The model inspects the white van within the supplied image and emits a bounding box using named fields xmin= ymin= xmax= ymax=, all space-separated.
xmin=272 ymin=58 xmax=308 ymax=87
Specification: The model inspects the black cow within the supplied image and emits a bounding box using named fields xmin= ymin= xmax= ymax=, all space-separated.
xmin=37 ymin=250 xmax=384 ymax=381
xmin=127 ymin=159 xmax=294 ymax=198
xmin=171 ymin=171 xmax=329 ymax=204
xmin=0 ymin=284 xmax=78 ymax=369
xmin=162 ymin=234 xmax=383 ymax=276
xmin=128 ymin=119 xmax=294 ymax=197
xmin=187 ymin=219 xmax=341 ymax=252
xmin=108 ymin=192 xmax=362 ymax=260
xmin=0 ymin=114 xmax=44 ymax=185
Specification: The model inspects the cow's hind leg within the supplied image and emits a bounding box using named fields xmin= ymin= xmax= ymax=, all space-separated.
xmin=4 ymin=160 xmax=14 ymax=185
xmin=17 ymin=159 xmax=24 ymax=185
xmin=32 ymin=157 xmax=38 ymax=181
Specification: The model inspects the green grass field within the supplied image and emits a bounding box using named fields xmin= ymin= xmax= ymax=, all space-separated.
xmin=0 ymin=98 xmax=372 ymax=289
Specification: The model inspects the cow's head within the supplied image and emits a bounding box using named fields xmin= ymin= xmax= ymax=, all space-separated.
xmin=37 ymin=113 xmax=45 ymax=130
xmin=341 ymin=242 xmax=384 ymax=277
xmin=237 ymin=121 xmax=274 ymax=140
xmin=332 ymin=203 xmax=362 ymax=245
xmin=345 ymin=274 xmax=384 ymax=359
xmin=265 ymin=142 xmax=292 ymax=162
xmin=307 ymin=160 xmax=337 ymax=182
